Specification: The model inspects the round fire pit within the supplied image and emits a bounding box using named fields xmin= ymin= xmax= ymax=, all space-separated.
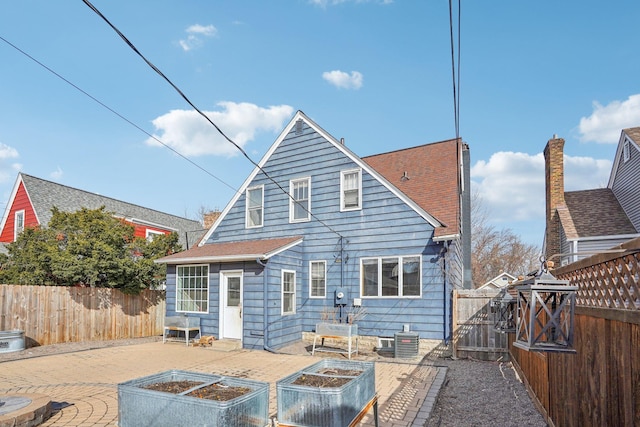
xmin=0 ymin=394 xmax=51 ymax=427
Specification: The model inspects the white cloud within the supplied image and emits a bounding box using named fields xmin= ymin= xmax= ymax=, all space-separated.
xmin=145 ymin=102 xmax=294 ymax=157
xmin=577 ymin=94 xmax=640 ymax=144
xmin=179 ymin=24 xmax=217 ymax=51
xmin=471 ymin=151 xmax=612 ymax=225
xmin=50 ymin=166 xmax=64 ymax=180
xmin=322 ymin=70 xmax=363 ymax=90
xmin=186 ymin=24 xmax=217 ymax=37
xmin=0 ymin=142 xmax=21 ymax=184
xmin=0 ymin=143 xmax=18 ymax=160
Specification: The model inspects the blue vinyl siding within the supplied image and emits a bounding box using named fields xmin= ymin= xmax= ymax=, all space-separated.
xmin=202 ymin=120 xmax=451 ymax=346
xmin=165 ymin=116 xmax=458 ymax=350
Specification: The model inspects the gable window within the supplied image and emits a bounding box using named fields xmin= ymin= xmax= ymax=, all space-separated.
xmin=14 ymin=210 xmax=25 ymax=241
xmin=361 ymin=255 xmax=421 ymax=298
xmin=623 ymin=138 xmax=630 ymax=163
xmin=176 ymin=265 xmax=209 ymax=313
xmin=290 ymin=177 xmax=311 ymax=222
xmin=310 ymin=260 xmax=326 ymax=298
xmin=282 ymin=269 xmax=296 ymax=315
xmin=246 ymin=185 xmax=264 ymax=228
xmin=341 ymin=169 xmax=362 ymax=211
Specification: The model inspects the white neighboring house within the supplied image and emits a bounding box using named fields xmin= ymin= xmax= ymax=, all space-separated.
xmin=477 ymin=272 xmax=516 ymax=290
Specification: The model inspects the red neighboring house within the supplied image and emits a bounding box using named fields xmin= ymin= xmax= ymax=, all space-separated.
xmin=0 ymin=173 xmax=204 ymax=249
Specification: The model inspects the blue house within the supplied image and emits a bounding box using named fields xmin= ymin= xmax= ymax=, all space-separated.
xmin=156 ymin=111 xmax=471 ymax=351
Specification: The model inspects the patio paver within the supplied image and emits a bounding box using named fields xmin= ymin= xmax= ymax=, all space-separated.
xmin=0 ymin=341 xmax=442 ymax=426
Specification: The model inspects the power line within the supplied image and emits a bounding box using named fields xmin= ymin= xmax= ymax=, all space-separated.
xmin=82 ymin=0 xmax=344 ymax=239
xmin=0 ymin=34 xmax=238 ymax=195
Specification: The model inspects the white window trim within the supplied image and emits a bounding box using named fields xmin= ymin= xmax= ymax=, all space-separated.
xmin=245 ymin=185 xmax=264 ymax=228
xmin=14 ymin=210 xmax=25 ymax=241
xmin=281 ymin=269 xmax=297 ymax=315
xmin=176 ymin=264 xmax=210 ymax=314
xmin=360 ymin=255 xmax=422 ymax=299
xmin=289 ymin=177 xmax=311 ymax=223
xmin=146 ymin=229 xmax=164 ymax=241
xmin=340 ymin=168 xmax=362 ymax=211
xmin=623 ymin=138 xmax=630 ymax=163
xmin=309 ymin=260 xmax=326 ymax=298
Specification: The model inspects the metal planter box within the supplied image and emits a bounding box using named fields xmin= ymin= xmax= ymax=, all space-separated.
xmin=0 ymin=330 xmax=25 ymax=353
xmin=315 ymin=322 xmax=357 ymax=337
xmin=118 ymin=370 xmax=269 ymax=427
xmin=276 ymin=359 xmax=375 ymax=427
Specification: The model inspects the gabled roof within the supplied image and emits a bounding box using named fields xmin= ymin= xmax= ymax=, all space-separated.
xmin=155 ymin=236 xmax=303 ymax=264
xmin=362 ymin=139 xmax=461 ymax=239
xmin=200 ymin=110 xmax=454 ymax=245
xmin=560 ymin=188 xmax=637 ymax=239
xmin=0 ymin=173 xmax=205 ymax=248
xmin=608 ymin=126 xmax=640 ymax=188
xmin=477 ymin=271 xmax=516 ymax=289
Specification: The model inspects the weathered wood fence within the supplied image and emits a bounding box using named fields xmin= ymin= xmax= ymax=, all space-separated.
xmin=509 ymin=237 xmax=640 ymax=427
xmin=452 ymin=288 xmax=509 ymax=361
xmin=0 ymin=284 xmax=165 ymax=347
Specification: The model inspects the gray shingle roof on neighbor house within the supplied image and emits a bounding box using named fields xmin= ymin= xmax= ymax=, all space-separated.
xmin=21 ymin=173 xmax=205 ymax=249
xmin=562 ymin=188 xmax=637 ymax=239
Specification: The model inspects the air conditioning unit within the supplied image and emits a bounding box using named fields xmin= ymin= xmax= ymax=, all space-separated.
xmin=394 ymin=332 xmax=419 ymax=359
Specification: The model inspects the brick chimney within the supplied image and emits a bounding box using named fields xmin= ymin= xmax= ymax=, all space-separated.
xmin=203 ymin=210 xmax=221 ymax=228
xmin=543 ymin=136 xmax=565 ymax=260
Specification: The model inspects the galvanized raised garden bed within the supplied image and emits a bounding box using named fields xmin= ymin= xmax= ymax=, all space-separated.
xmin=276 ymin=359 xmax=376 ymax=427
xmin=118 ymin=370 xmax=269 ymax=427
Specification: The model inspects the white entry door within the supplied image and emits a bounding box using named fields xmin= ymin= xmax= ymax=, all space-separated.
xmin=220 ymin=271 xmax=243 ymax=341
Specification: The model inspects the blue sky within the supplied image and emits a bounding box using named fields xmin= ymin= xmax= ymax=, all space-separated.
xmin=0 ymin=1 xmax=638 ymax=248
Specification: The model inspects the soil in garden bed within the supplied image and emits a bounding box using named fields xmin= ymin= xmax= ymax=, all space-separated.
xmin=142 ymin=381 xmax=251 ymax=401
xmin=292 ymin=368 xmax=363 ymax=388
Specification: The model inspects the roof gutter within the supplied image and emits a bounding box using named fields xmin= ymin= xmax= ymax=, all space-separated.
xmin=433 ymin=233 xmax=460 ymax=242
xmin=155 ymin=254 xmax=267 ymax=265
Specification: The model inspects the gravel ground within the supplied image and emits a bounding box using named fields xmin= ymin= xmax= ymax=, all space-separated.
xmin=426 ymin=358 xmax=548 ymax=427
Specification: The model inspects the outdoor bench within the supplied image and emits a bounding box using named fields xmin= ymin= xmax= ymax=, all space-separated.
xmin=162 ymin=315 xmax=200 ymax=346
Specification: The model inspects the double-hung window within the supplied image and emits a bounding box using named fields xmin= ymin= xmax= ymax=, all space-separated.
xmin=176 ymin=265 xmax=209 ymax=313
xmin=290 ymin=177 xmax=311 ymax=222
xmin=341 ymin=169 xmax=362 ymax=211
xmin=361 ymin=255 xmax=421 ymax=298
xmin=282 ymin=270 xmax=296 ymax=315
xmin=310 ymin=261 xmax=326 ymax=298
xmin=246 ymin=185 xmax=264 ymax=228
xmin=14 ymin=210 xmax=24 ymax=241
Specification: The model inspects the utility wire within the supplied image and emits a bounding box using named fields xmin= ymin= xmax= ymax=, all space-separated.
xmin=0 ymin=34 xmax=237 ymax=195
xmin=448 ymin=0 xmax=461 ymax=140
xmin=82 ymin=0 xmax=344 ymax=239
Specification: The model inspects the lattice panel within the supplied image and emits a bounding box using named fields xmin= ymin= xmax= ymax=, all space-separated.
xmin=558 ymin=253 xmax=640 ymax=310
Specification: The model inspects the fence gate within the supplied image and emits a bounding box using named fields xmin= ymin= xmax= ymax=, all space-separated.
xmin=452 ymin=289 xmax=509 ymax=361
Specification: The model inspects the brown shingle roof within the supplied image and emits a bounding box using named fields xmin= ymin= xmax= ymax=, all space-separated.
xmin=363 ymin=139 xmax=461 ymax=238
xmin=155 ymin=236 xmax=303 ymax=264
xmin=623 ymin=127 xmax=640 ymax=143
xmin=562 ymin=189 xmax=636 ymax=238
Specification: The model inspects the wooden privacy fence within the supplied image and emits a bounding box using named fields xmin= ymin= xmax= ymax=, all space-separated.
xmin=452 ymin=289 xmax=509 ymax=361
xmin=509 ymin=237 xmax=640 ymax=427
xmin=0 ymin=284 xmax=166 ymax=347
